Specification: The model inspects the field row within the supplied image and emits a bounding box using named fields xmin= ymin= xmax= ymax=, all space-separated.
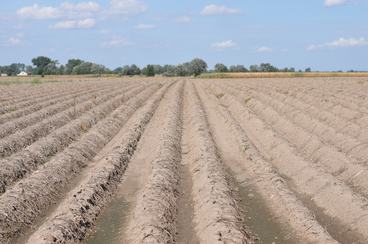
xmin=1 ymin=77 xmax=368 ymax=243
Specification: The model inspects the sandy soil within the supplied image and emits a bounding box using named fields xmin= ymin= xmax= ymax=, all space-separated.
xmin=1 ymin=77 xmax=368 ymax=243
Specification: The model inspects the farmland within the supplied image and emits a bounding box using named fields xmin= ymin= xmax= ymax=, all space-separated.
xmin=1 ymin=77 xmax=368 ymax=244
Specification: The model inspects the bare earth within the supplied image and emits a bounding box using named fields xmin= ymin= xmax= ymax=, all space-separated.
xmin=1 ymin=77 xmax=368 ymax=243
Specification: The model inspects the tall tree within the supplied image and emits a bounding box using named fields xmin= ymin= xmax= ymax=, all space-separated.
xmin=249 ymin=64 xmax=259 ymax=72
xmin=32 ymin=56 xmax=53 ymax=76
xmin=44 ymin=60 xmax=59 ymax=75
xmin=189 ymin=58 xmax=207 ymax=76
xmin=72 ymin=62 xmax=93 ymax=74
xmin=153 ymin=65 xmax=164 ymax=74
xmin=130 ymin=64 xmax=141 ymax=75
xmin=259 ymin=63 xmax=278 ymax=72
xmin=65 ymin=59 xmax=83 ymax=74
xmin=214 ymin=63 xmax=228 ymax=72
xmin=142 ymin=65 xmax=155 ymax=76
xmin=26 ymin=65 xmax=33 ymax=74
xmin=162 ymin=65 xmax=177 ymax=77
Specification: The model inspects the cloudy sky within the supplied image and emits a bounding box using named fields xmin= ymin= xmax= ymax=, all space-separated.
xmin=0 ymin=0 xmax=367 ymax=70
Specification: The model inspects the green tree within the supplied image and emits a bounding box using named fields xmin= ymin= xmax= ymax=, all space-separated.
xmin=214 ymin=63 xmax=228 ymax=72
xmin=175 ymin=64 xmax=189 ymax=76
xmin=32 ymin=56 xmax=53 ymax=76
xmin=130 ymin=64 xmax=141 ymax=75
xmin=153 ymin=65 xmax=164 ymax=75
xmin=91 ymin=64 xmax=108 ymax=74
xmin=259 ymin=63 xmax=278 ymax=72
xmin=121 ymin=65 xmax=130 ymax=76
xmin=26 ymin=65 xmax=33 ymax=74
xmin=58 ymin=65 xmax=65 ymax=75
xmin=72 ymin=62 xmax=93 ymax=74
xmin=121 ymin=65 xmax=141 ymax=76
xmin=0 ymin=63 xmax=27 ymax=76
xmin=65 ymin=59 xmax=83 ymax=74
xmin=162 ymin=65 xmax=177 ymax=77
xmin=189 ymin=58 xmax=207 ymax=76
xmin=249 ymin=64 xmax=259 ymax=72
xmin=113 ymin=67 xmax=123 ymax=74
xmin=229 ymin=65 xmax=248 ymax=72
xmin=142 ymin=64 xmax=155 ymax=76
xmin=43 ymin=60 xmax=59 ymax=75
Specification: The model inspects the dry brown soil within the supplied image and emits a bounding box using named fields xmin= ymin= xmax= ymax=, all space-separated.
xmin=1 ymin=77 xmax=368 ymax=244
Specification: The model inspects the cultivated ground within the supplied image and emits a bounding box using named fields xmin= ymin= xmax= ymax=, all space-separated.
xmin=1 ymin=77 xmax=368 ymax=243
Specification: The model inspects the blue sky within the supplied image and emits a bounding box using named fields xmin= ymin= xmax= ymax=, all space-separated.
xmin=0 ymin=0 xmax=367 ymax=70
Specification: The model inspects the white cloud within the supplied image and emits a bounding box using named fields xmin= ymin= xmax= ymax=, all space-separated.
xmin=328 ymin=37 xmax=368 ymax=47
xmin=109 ymin=0 xmax=147 ymax=15
xmin=308 ymin=37 xmax=368 ymax=50
xmin=175 ymin=16 xmax=192 ymax=23
xmin=212 ymin=40 xmax=236 ymax=49
xmin=60 ymin=2 xmax=100 ymax=12
xmin=51 ymin=18 xmax=96 ymax=29
xmin=8 ymin=37 xmax=22 ymax=45
xmin=256 ymin=46 xmax=273 ymax=52
xmin=16 ymin=2 xmax=100 ymax=20
xmin=16 ymin=0 xmax=145 ymax=25
xmin=102 ymin=36 xmax=133 ymax=47
xmin=201 ymin=4 xmax=240 ymax=16
xmin=17 ymin=4 xmax=61 ymax=19
xmin=78 ymin=18 xmax=96 ymax=28
xmin=325 ymin=0 xmax=346 ymax=7
xmin=51 ymin=20 xmax=75 ymax=29
xmin=135 ymin=24 xmax=156 ymax=30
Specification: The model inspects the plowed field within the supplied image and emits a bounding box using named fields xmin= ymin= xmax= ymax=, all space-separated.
xmin=1 ymin=77 xmax=368 ymax=244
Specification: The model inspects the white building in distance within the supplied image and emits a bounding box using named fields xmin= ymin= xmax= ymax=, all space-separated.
xmin=17 ymin=71 xmax=28 ymax=76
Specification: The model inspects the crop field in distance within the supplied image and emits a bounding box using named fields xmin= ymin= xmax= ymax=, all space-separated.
xmin=1 ymin=76 xmax=368 ymax=244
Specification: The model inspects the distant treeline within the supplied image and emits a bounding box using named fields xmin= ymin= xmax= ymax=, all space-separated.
xmin=0 ymin=56 xmax=362 ymax=77
xmin=0 ymin=56 xmax=207 ymax=77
